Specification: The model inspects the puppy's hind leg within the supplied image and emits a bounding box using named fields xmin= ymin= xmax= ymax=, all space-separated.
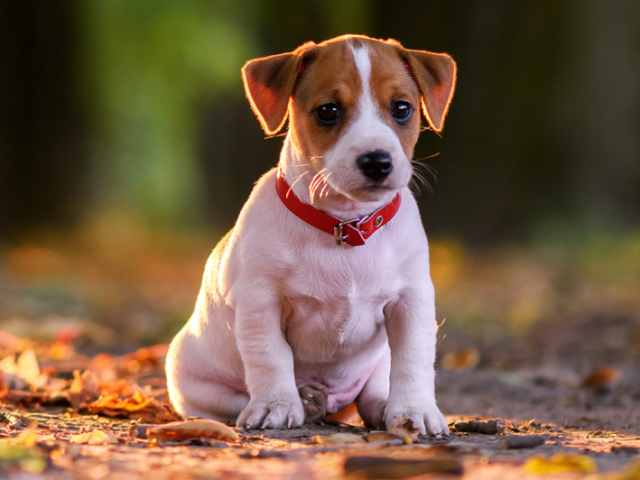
xmin=356 ymin=349 xmax=390 ymax=429
xmin=170 ymin=377 xmax=250 ymax=424
xmin=297 ymin=383 xmax=328 ymax=423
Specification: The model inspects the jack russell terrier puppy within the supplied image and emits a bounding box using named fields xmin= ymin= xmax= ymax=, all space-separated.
xmin=166 ymin=34 xmax=456 ymax=435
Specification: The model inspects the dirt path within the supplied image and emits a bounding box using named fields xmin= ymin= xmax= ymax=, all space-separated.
xmin=1 ymin=368 xmax=638 ymax=479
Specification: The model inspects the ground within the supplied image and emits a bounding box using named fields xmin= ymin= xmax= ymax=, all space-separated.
xmin=0 ymin=229 xmax=638 ymax=478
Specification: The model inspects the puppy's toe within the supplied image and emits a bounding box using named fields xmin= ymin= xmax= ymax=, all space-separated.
xmin=237 ymin=405 xmax=269 ymax=429
xmin=262 ymin=400 xmax=305 ymax=429
xmin=385 ymin=403 xmax=449 ymax=437
xmin=424 ymin=408 xmax=450 ymax=436
xmin=297 ymin=383 xmax=328 ymax=423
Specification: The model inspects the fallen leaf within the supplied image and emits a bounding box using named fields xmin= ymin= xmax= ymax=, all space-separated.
xmin=344 ymin=456 xmax=463 ymax=478
xmin=70 ymin=430 xmax=119 ymax=445
xmin=609 ymin=458 xmax=640 ymax=480
xmin=13 ymin=429 xmax=37 ymax=447
xmin=524 ymin=453 xmax=597 ymax=474
xmin=364 ymin=432 xmax=404 ymax=444
xmin=0 ymin=442 xmax=47 ymax=473
xmin=454 ymin=418 xmax=507 ymax=435
xmin=67 ymin=370 xmax=101 ymax=409
xmin=147 ymin=419 xmax=239 ymax=443
xmin=311 ymin=433 xmax=365 ymax=446
xmin=441 ymin=347 xmax=480 ymax=370
xmin=388 ymin=418 xmax=420 ymax=443
xmin=502 ymin=435 xmax=545 ymax=449
xmin=83 ymin=391 xmax=152 ymax=413
xmin=0 ymin=349 xmax=41 ymax=389
xmin=582 ymin=366 xmax=621 ymax=393
xmin=16 ymin=350 xmax=41 ymax=385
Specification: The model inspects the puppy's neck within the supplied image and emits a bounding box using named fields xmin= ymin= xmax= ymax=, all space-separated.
xmin=279 ymin=135 xmax=395 ymax=220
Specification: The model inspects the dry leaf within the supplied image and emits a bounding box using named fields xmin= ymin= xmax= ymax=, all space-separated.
xmin=524 ymin=453 xmax=597 ymax=474
xmin=454 ymin=418 xmax=507 ymax=435
xmin=609 ymin=459 xmax=640 ymax=480
xmin=364 ymin=432 xmax=404 ymax=444
xmin=70 ymin=430 xmax=119 ymax=445
xmin=582 ymin=366 xmax=621 ymax=393
xmin=13 ymin=428 xmax=37 ymax=447
xmin=502 ymin=435 xmax=545 ymax=449
xmin=67 ymin=369 xmax=101 ymax=409
xmin=83 ymin=391 xmax=152 ymax=413
xmin=311 ymin=433 xmax=365 ymax=446
xmin=344 ymin=456 xmax=463 ymax=478
xmin=16 ymin=349 xmax=41 ymax=384
xmin=441 ymin=347 xmax=480 ymax=370
xmin=388 ymin=418 xmax=420 ymax=443
xmin=0 ymin=442 xmax=47 ymax=473
xmin=147 ymin=419 xmax=239 ymax=443
xmin=0 ymin=349 xmax=41 ymax=388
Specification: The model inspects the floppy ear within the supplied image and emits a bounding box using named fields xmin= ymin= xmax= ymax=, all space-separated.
xmin=242 ymin=43 xmax=314 ymax=135
xmin=403 ymin=49 xmax=457 ymax=133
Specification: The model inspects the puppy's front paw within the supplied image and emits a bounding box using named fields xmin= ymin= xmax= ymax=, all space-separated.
xmin=385 ymin=402 xmax=450 ymax=436
xmin=237 ymin=397 xmax=305 ymax=429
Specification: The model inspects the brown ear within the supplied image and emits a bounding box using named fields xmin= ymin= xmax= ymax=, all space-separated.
xmin=242 ymin=44 xmax=314 ymax=135
xmin=404 ymin=49 xmax=457 ymax=133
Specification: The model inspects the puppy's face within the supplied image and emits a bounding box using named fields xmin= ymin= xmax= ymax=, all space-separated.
xmin=242 ymin=35 xmax=456 ymax=203
xmin=290 ymin=39 xmax=419 ymax=202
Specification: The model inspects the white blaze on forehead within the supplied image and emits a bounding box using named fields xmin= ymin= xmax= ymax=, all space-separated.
xmin=349 ymin=43 xmax=378 ymax=120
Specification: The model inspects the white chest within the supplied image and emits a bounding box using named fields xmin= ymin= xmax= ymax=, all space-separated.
xmin=281 ymin=247 xmax=398 ymax=362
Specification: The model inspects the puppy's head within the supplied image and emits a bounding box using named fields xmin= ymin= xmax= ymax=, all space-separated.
xmin=242 ymin=35 xmax=456 ymax=203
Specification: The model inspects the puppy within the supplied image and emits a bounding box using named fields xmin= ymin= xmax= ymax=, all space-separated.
xmin=166 ymin=34 xmax=456 ymax=435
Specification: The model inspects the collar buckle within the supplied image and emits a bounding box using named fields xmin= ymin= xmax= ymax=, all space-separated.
xmin=334 ymin=217 xmax=367 ymax=246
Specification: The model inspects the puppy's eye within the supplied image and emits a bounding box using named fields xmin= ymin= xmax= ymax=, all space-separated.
xmin=391 ymin=101 xmax=412 ymax=123
xmin=315 ymin=103 xmax=340 ymax=125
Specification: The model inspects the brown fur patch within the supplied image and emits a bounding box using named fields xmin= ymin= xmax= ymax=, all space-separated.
xmin=289 ymin=39 xmax=362 ymax=169
xmin=290 ymin=36 xmax=423 ymax=165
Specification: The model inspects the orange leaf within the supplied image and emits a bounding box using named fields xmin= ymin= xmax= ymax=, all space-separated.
xmin=147 ymin=420 xmax=239 ymax=442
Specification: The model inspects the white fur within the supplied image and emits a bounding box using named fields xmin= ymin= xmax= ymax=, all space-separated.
xmin=166 ymin=39 xmax=449 ymax=435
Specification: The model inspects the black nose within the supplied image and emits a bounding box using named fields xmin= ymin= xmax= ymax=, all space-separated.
xmin=357 ymin=150 xmax=393 ymax=181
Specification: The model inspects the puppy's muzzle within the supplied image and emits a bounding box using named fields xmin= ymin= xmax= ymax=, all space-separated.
xmin=357 ymin=149 xmax=393 ymax=182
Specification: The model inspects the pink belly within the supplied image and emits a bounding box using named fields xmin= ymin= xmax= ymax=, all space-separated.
xmin=318 ymin=363 xmax=377 ymax=412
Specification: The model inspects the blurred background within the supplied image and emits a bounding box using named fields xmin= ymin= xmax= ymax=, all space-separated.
xmin=0 ymin=1 xmax=639 ymax=372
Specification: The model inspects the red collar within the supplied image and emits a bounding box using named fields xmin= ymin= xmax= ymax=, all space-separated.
xmin=276 ymin=171 xmax=402 ymax=246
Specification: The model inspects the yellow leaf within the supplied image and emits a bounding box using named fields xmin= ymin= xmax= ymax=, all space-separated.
xmin=524 ymin=454 xmax=597 ymax=474
xmin=16 ymin=349 xmax=40 ymax=385
xmin=13 ymin=429 xmax=37 ymax=447
xmin=311 ymin=433 xmax=365 ymax=446
xmin=388 ymin=418 xmax=421 ymax=444
xmin=70 ymin=430 xmax=119 ymax=445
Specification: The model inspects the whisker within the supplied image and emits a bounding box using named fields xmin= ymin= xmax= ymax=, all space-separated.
xmin=411 ymin=155 xmax=438 ymax=185
xmin=409 ymin=166 xmax=434 ymax=196
xmin=309 ymin=168 xmax=328 ymax=204
xmin=310 ymin=174 xmax=326 ymax=202
xmin=319 ymin=172 xmax=332 ymax=198
xmin=286 ymin=171 xmax=309 ymax=198
xmin=286 ymin=163 xmax=313 ymax=168
xmin=412 ymin=152 xmax=440 ymax=162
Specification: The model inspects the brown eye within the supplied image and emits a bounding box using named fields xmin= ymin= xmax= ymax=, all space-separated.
xmin=315 ymin=103 xmax=340 ymax=125
xmin=391 ymin=100 xmax=412 ymax=123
